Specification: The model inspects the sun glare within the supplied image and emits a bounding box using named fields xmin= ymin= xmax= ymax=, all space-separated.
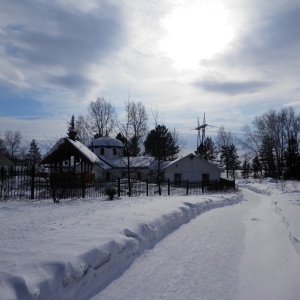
xmin=160 ymin=3 xmax=235 ymax=70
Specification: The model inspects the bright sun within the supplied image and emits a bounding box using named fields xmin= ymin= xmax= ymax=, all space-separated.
xmin=160 ymin=3 xmax=235 ymax=70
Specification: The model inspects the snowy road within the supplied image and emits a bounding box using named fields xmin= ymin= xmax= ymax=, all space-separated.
xmin=91 ymin=189 xmax=300 ymax=300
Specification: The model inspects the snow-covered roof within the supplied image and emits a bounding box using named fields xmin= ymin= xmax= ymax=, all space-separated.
xmin=40 ymin=138 xmax=100 ymax=165
xmin=98 ymin=156 xmax=155 ymax=169
xmin=92 ymin=134 xmax=124 ymax=148
xmin=161 ymin=153 xmax=222 ymax=171
xmin=67 ymin=138 xmax=100 ymax=164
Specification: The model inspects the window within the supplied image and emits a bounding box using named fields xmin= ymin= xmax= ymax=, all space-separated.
xmin=113 ymin=148 xmax=117 ymax=155
xmin=100 ymin=148 xmax=104 ymax=155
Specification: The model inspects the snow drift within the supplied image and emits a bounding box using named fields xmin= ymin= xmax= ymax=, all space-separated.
xmin=0 ymin=193 xmax=242 ymax=300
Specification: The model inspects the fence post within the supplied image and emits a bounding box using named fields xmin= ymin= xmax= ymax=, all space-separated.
xmin=118 ymin=177 xmax=121 ymax=197
xmin=202 ymin=180 xmax=204 ymax=193
xmin=186 ymin=180 xmax=189 ymax=195
xmin=146 ymin=178 xmax=148 ymax=196
xmin=81 ymin=175 xmax=85 ymax=198
xmin=168 ymin=179 xmax=170 ymax=196
xmin=31 ymin=165 xmax=35 ymax=199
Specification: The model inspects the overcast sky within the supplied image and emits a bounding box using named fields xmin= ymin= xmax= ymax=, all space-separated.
xmin=1 ymin=0 xmax=300 ymax=153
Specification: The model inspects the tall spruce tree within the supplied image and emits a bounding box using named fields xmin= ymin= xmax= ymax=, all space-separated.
xmin=283 ymin=136 xmax=300 ymax=179
xmin=26 ymin=139 xmax=41 ymax=166
xmin=195 ymin=137 xmax=217 ymax=163
xmin=241 ymin=158 xmax=251 ymax=179
xmin=259 ymin=136 xmax=276 ymax=177
xmin=220 ymin=144 xmax=240 ymax=178
xmin=252 ymin=155 xmax=262 ymax=178
xmin=144 ymin=125 xmax=179 ymax=161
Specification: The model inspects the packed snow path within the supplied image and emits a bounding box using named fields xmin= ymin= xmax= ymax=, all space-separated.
xmin=91 ymin=189 xmax=300 ymax=300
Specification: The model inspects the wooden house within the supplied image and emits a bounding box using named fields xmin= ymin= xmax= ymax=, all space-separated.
xmin=40 ymin=137 xmax=100 ymax=188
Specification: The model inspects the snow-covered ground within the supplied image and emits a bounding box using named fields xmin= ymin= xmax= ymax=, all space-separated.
xmin=0 ymin=178 xmax=300 ymax=299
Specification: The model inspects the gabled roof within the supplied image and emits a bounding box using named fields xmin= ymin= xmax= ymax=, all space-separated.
xmin=97 ymin=156 xmax=155 ymax=170
xmin=161 ymin=153 xmax=222 ymax=172
xmin=40 ymin=138 xmax=100 ymax=165
xmin=0 ymin=151 xmax=14 ymax=167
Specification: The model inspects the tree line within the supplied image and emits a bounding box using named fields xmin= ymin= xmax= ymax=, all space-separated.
xmin=195 ymin=106 xmax=300 ymax=180
xmin=2 ymin=97 xmax=300 ymax=181
xmin=73 ymin=97 xmax=183 ymax=161
xmin=0 ymin=130 xmax=41 ymax=166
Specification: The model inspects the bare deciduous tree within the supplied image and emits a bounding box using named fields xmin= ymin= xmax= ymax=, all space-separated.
xmin=170 ymin=127 xmax=186 ymax=159
xmin=75 ymin=114 xmax=92 ymax=146
xmin=215 ymin=126 xmax=234 ymax=151
xmin=126 ymin=101 xmax=148 ymax=156
xmin=0 ymin=131 xmax=7 ymax=154
xmin=116 ymin=100 xmax=149 ymax=196
xmin=239 ymin=124 xmax=261 ymax=158
xmin=252 ymin=107 xmax=300 ymax=176
xmin=87 ymin=97 xmax=116 ymax=138
xmin=4 ymin=130 xmax=22 ymax=160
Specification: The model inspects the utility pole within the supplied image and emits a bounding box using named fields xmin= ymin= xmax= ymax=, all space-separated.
xmin=195 ymin=113 xmax=207 ymax=149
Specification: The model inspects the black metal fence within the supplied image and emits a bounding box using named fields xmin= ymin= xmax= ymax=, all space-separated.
xmin=0 ymin=166 xmax=235 ymax=201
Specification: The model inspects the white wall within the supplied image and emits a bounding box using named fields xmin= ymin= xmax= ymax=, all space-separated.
xmin=163 ymin=155 xmax=221 ymax=182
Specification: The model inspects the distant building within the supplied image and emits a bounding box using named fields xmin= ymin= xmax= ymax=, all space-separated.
xmin=40 ymin=130 xmax=222 ymax=184
xmin=162 ymin=153 xmax=222 ymax=184
xmin=89 ymin=133 xmax=155 ymax=181
xmin=89 ymin=134 xmax=222 ymax=183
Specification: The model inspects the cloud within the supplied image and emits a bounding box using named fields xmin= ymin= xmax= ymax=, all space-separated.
xmin=194 ymin=79 xmax=270 ymax=95
xmin=0 ymin=0 xmax=125 ymax=92
xmin=218 ymin=3 xmax=300 ymax=72
xmin=48 ymin=74 xmax=94 ymax=90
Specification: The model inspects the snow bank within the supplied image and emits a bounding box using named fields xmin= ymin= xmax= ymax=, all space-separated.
xmin=0 ymin=193 xmax=242 ymax=300
xmin=238 ymin=179 xmax=300 ymax=258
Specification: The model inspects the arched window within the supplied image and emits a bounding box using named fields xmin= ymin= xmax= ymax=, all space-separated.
xmin=113 ymin=148 xmax=117 ymax=155
xmin=100 ymin=148 xmax=104 ymax=155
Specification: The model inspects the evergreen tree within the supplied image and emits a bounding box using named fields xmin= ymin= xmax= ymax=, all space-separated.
xmin=259 ymin=136 xmax=276 ymax=177
xmin=26 ymin=139 xmax=41 ymax=166
xmin=144 ymin=125 xmax=179 ymax=161
xmin=115 ymin=133 xmax=140 ymax=157
xmin=195 ymin=137 xmax=218 ymax=163
xmin=220 ymin=144 xmax=240 ymax=178
xmin=252 ymin=155 xmax=262 ymax=178
xmin=283 ymin=136 xmax=300 ymax=179
xmin=241 ymin=158 xmax=251 ymax=179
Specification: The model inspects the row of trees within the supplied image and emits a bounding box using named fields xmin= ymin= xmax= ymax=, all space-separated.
xmin=73 ymin=97 xmax=183 ymax=160
xmin=0 ymin=130 xmax=42 ymax=166
xmin=2 ymin=94 xmax=300 ymax=181
xmin=195 ymin=127 xmax=240 ymax=179
xmin=195 ymin=106 xmax=300 ymax=180
xmin=240 ymin=107 xmax=300 ymax=179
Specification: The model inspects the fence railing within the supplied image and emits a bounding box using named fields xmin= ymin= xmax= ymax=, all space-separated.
xmin=0 ymin=166 xmax=235 ymax=201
